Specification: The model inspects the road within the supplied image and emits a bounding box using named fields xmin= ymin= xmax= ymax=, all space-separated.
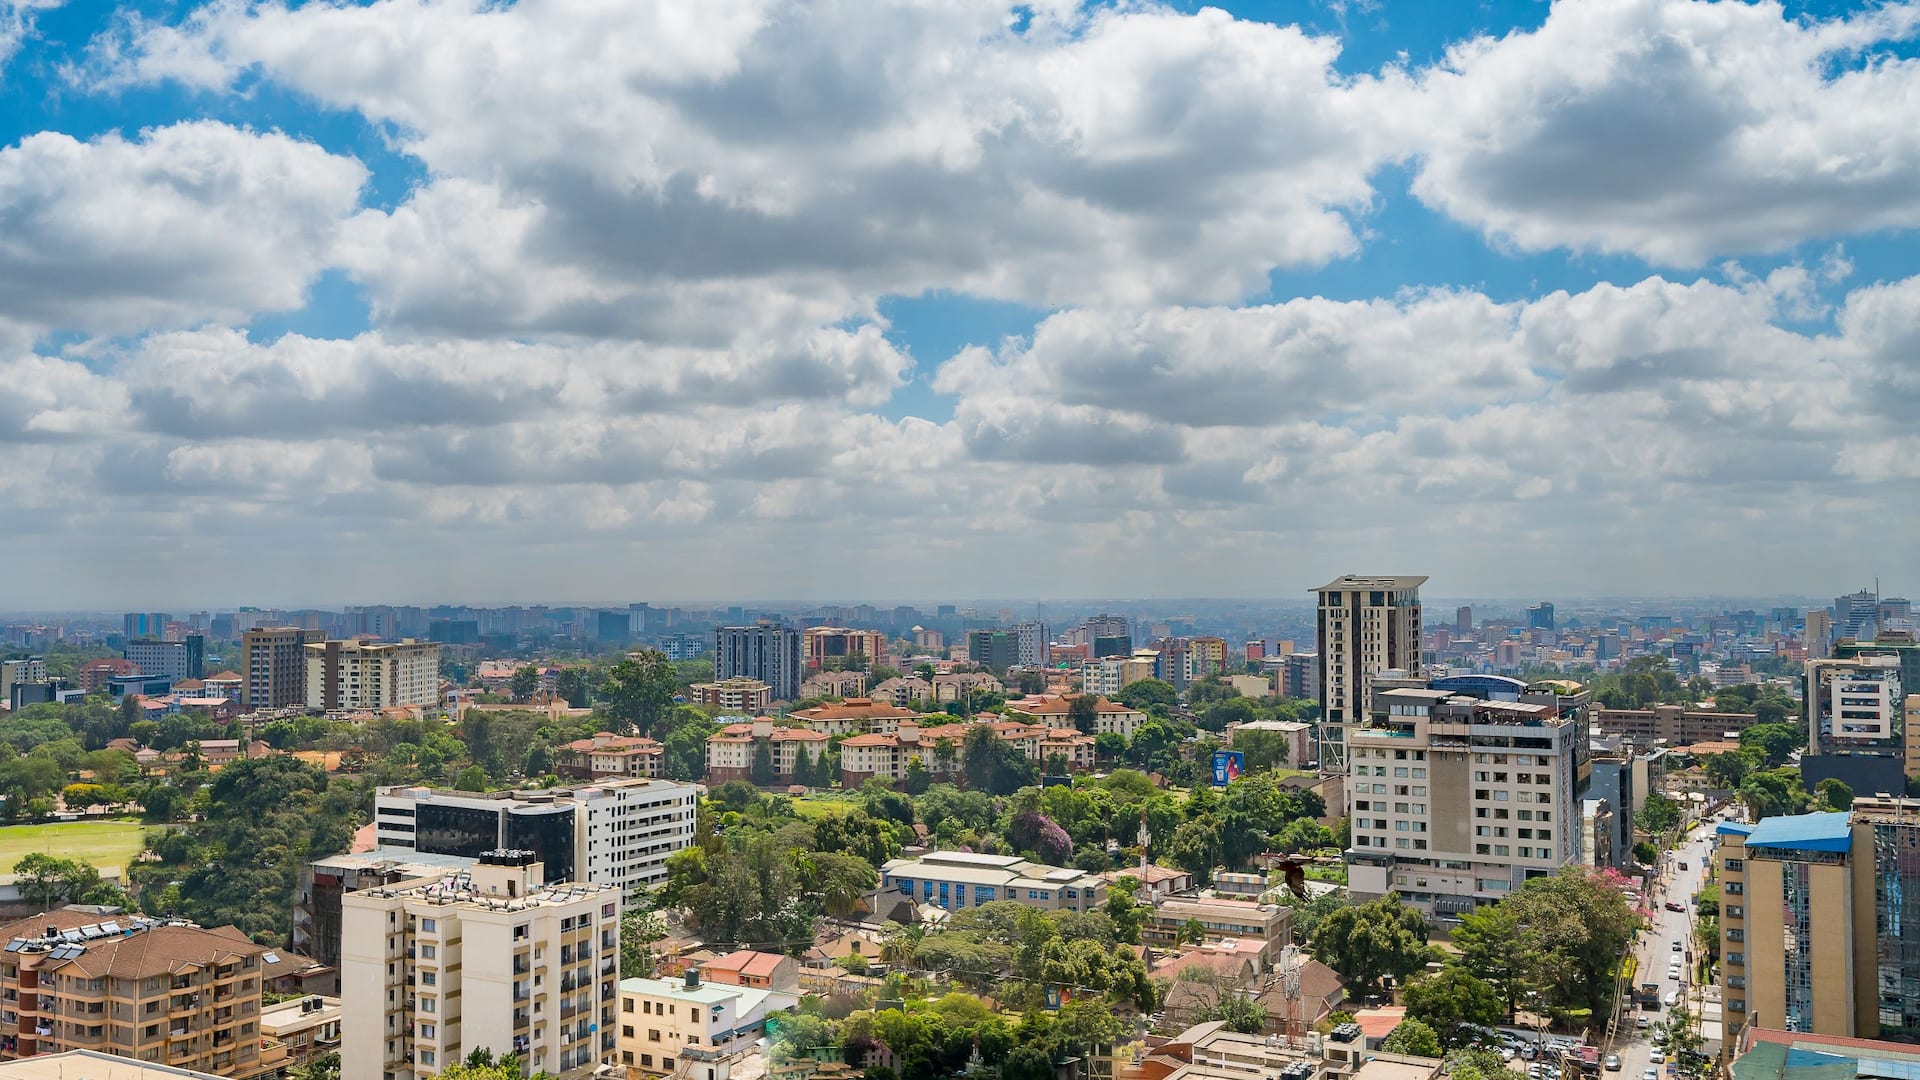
xmin=1605 ymin=815 xmax=1726 ymax=1080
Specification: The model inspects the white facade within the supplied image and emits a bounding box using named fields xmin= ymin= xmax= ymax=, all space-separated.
xmin=616 ymin=974 xmax=799 ymax=1076
xmin=1010 ymin=622 xmax=1048 ymax=668
xmin=340 ymin=855 xmax=620 ymax=1080
xmin=305 ymin=639 xmax=441 ymax=710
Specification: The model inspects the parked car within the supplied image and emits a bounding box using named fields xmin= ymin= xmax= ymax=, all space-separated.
xmin=1665 ymin=901 xmax=1686 ymax=912
xmin=1645 ymin=1069 xmax=1661 ymax=1080
xmin=1502 ymin=1048 xmax=1517 ymax=1062
xmin=1672 ymin=940 xmax=1683 ymax=951
xmin=1652 ymin=1052 xmax=1667 ymax=1064
xmin=1606 ymin=1056 xmax=1622 ymax=1072
xmin=1637 ymin=1017 xmax=1652 ymax=1031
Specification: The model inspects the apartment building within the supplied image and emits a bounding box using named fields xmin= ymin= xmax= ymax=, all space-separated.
xmin=243 ymin=627 xmax=323 ymax=708
xmin=373 ymin=778 xmax=697 ymax=899
xmin=1315 ymin=575 xmax=1425 ymax=769
xmin=1009 ymin=622 xmax=1049 ymax=668
xmin=713 ymin=625 xmax=804 ymax=701
xmin=258 ymin=995 xmax=341 ymax=1072
xmin=123 ymin=637 xmax=205 ymax=681
xmin=616 ymin=970 xmax=799 ymax=1077
xmin=1144 ymin=898 xmax=1292 ymax=967
xmin=878 ymin=851 xmax=1107 ymax=913
xmin=295 ymin=850 xmax=481 ymax=984
xmin=1081 ymin=652 xmax=1159 ymax=697
xmin=1715 ymin=798 xmax=1920 ymax=1042
xmin=1002 ymin=694 xmax=1146 ymax=739
xmin=703 ymin=721 xmax=830 ymax=784
xmin=305 ymin=639 xmax=441 ymax=711
xmin=686 ymin=678 xmax=772 ymax=714
xmin=1343 ymin=687 xmax=1579 ymax=921
xmin=0 ymin=910 xmax=274 ymax=1077
xmin=966 ymin=630 xmax=1018 ymax=675
xmin=554 ymin=734 xmax=664 ymax=780
xmin=340 ymin=852 xmax=620 ymax=1080
xmin=1594 ymin=705 xmax=1754 ymax=746
xmin=799 ymin=671 xmax=867 ymax=699
xmin=0 ymin=659 xmax=46 ymax=705
xmin=785 ymin=697 xmax=924 ymax=737
xmin=801 ymin=627 xmax=884 ymax=672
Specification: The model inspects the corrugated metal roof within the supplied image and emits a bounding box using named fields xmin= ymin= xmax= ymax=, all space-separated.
xmin=1744 ymin=811 xmax=1853 ymax=853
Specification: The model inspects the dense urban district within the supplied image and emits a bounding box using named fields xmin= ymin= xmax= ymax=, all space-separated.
xmin=0 ymin=584 xmax=1907 ymax=1080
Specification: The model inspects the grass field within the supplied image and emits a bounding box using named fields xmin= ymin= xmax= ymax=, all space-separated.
xmin=0 ymin=821 xmax=158 ymax=873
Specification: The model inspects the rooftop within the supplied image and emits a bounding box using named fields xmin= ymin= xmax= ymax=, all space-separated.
xmin=0 ymin=1050 xmax=225 ymax=1079
xmin=1744 ymin=811 xmax=1854 ymax=853
xmin=1315 ymin=575 xmax=1428 ymax=592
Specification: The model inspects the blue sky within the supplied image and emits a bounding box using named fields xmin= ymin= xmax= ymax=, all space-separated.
xmin=1 ymin=0 xmax=1919 ymax=607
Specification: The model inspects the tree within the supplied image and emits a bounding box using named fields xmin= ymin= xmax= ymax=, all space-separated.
xmin=453 ymin=764 xmax=488 ymax=791
xmin=1197 ymin=990 xmax=1268 ymax=1034
xmin=1402 ymin=966 xmax=1505 ymax=1045
xmin=1636 ymin=792 xmax=1682 ymax=836
xmin=601 ymin=651 xmax=678 ymax=734
xmin=1115 ymin=680 xmax=1177 ymax=710
xmin=960 ymin=726 xmax=1037 ymax=796
xmin=804 ymin=851 xmax=879 ymax=918
xmin=13 ymin=853 xmax=126 ymax=910
xmin=1494 ymin=867 xmax=1637 ymax=1015
xmin=1103 ymin=876 xmax=1149 ymax=945
xmin=289 ymin=1052 xmax=342 ymax=1080
xmin=1445 ymin=1048 xmax=1511 ymax=1080
xmin=1233 ymin=727 xmax=1292 ymax=771
xmin=1740 ymin=767 xmax=1812 ymax=819
xmin=1067 ymin=695 xmax=1101 ymax=734
xmin=619 ymin=908 xmax=668 ymax=978
xmin=1380 ymin=1018 xmax=1443 ymax=1058
xmin=1094 ymin=731 xmax=1126 ymax=763
xmin=1817 ymin=777 xmax=1854 ymax=810
xmin=1703 ymin=750 xmax=1757 ymax=790
xmin=1740 ymin=722 xmax=1802 ymax=768
xmin=509 ymin=664 xmax=540 ymax=703
xmin=553 ymin=667 xmax=592 ymax=708
xmin=1180 ymin=917 xmax=1208 ymax=945
xmin=750 ymin=739 xmax=776 ymax=786
xmin=1309 ymin=894 xmax=1432 ymax=997
xmin=1165 ymin=818 xmax=1220 ymax=885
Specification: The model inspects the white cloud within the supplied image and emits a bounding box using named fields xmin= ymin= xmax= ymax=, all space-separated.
xmin=0 ymin=0 xmax=61 ymax=77
xmin=0 ymin=121 xmax=365 ymax=335
xmin=1409 ymin=0 xmax=1920 ymax=263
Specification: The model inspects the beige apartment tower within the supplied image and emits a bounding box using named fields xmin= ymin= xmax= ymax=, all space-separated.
xmin=1315 ymin=575 xmax=1425 ymax=769
xmin=340 ymin=851 xmax=620 ymax=1080
xmin=244 ymin=626 xmax=322 ymax=707
xmin=305 ymin=639 xmax=442 ymax=711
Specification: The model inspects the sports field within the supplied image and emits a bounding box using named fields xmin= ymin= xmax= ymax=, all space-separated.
xmin=0 ymin=820 xmax=157 ymax=873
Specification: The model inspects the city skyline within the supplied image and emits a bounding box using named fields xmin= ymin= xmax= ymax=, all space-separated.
xmin=3 ymin=0 xmax=1920 ymax=604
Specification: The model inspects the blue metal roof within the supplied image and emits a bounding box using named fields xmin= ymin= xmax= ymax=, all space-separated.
xmin=1717 ymin=822 xmax=1754 ymax=837
xmin=1743 ymin=811 xmax=1854 ymax=853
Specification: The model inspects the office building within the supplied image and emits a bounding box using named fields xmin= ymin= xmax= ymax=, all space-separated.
xmin=339 ymin=852 xmax=619 ymax=1080
xmin=0 ymin=909 xmax=283 ymax=1077
xmin=1315 ymin=575 xmax=1426 ymax=769
xmin=879 ymin=851 xmax=1107 ymax=913
xmin=1838 ymin=589 xmax=1880 ymax=642
xmin=305 ymin=639 xmax=441 ymax=711
xmin=0 ymin=658 xmax=46 ymax=704
xmin=616 ymin=970 xmax=799 ymax=1077
xmin=1805 ymin=610 xmax=1834 ymax=659
xmin=1143 ymin=897 xmax=1292 ymax=967
xmin=1595 ymin=705 xmax=1754 ymax=746
xmin=801 ymin=627 xmax=884 ymax=671
xmin=121 ymin=613 xmax=168 ymax=640
xmin=686 ymin=677 xmax=772 ymax=714
xmin=1803 ymin=654 xmax=1908 ymax=795
xmin=712 ymin=625 xmax=803 ymax=701
xmin=1584 ymin=743 xmax=1638 ymax=870
xmin=123 ymin=636 xmax=205 ymax=681
xmin=373 ymin=778 xmax=697 ymax=900
xmin=966 ymin=630 xmax=1018 ymax=675
xmin=1010 ymin=621 xmax=1048 ymax=668
xmin=1456 ymin=606 xmax=1472 ymax=635
xmin=1527 ymin=603 xmax=1556 ymax=631
xmin=427 ymin=618 xmax=480 ymax=645
xmin=243 ymin=627 xmax=323 ymax=708
xmin=1342 ymin=687 xmax=1579 ymax=922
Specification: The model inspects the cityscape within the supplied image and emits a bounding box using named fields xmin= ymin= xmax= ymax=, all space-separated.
xmin=5 ymin=0 xmax=1920 ymax=1080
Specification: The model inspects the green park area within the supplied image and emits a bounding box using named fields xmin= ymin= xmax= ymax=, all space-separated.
xmin=0 ymin=820 xmax=157 ymax=874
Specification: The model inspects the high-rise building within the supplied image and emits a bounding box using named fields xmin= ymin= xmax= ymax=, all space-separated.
xmin=121 ymin=613 xmax=168 ymax=640
xmin=801 ymin=626 xmax=885 ymax=671
xmin=1342 ymin=687 xmax=1579 ymax=922
xmin=596 ymin=610 xmax=631 ymax=644
xmin=339 ymin=851 xmax=620 ymax=1080
xmin=123 ymin=635 xmax=206 ymax=680
xmin=1803 ymin=654 xmax=1908 ymax=796
xmin=966 ymin=630 xmax=1018 ymax=675
xmin=1314 ymin=575 xmax=1425 ymax=770
xmin=372 ymin=778 xmax=697 ymax=900
xmin=305 ymin=639 xmax=441 ymax=711
xmin=1010 ymin=622 xmax=1049 ymax=668
xmin=1715 ymin=799 xmax=1920 ymax=1041
xmin=1456 ymin=606 xmax=1472 ymax=635
xmin=1806 ymin=610 xmax=1834 ymax=659
xmin=713 ymin=624 xmax=803 ymax=701
xmin=0 ymin=657 xmax=46 ymax=704
xmin=1527 ymin=602 xmax=1556 ymax=631
xmin=0 ymin=909 xmax=284 ymax=1076
xmin=243 ymin=626 xmax=323 ymax=708
xmin=1882 ymin=598 xmax=1914 ymax=635
xmin=1837 ymin=589 xmax=1879 ymax=642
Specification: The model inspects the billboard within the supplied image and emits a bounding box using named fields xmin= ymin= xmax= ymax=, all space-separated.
xmin=1212 ymin=749 xmax=1244 ymax=786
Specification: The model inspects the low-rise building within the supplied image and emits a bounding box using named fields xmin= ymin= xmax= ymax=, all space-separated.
xmin=616 ymin=971 xmax=800 ymax=1077
xmin=879 ymin=851 xmax=1107 ymax=913
xmin=699 ymin=951 xmax=800 ymax=995
xmin=800 ymin=672 xmax=867 ymax=700
xmin=1001 ymin=694 xmax=1146 ymax=740
xmin=555 ymin=733 xmax=665 ymax=780
xmin=786 ymin=698 xmax=925 ymax=737
xmin=705 ymin=721 xmax=831 ymax=785
xmin=258 ymin=995 xmax=342 ymax=1071
xmin=1103 ymin=864 xmax=1194 ymax=904
xmin=1145 ymin=897 xmax=1291 ymax=967
xmin=1227 ymin=720 xmax=1313 ymax=768
xmin=687 ymin=678 xmax=773 ymax=714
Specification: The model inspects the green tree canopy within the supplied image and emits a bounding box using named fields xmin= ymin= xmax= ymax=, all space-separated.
xmin=1379 ymin=1018 xmax=1443 ymax=1058
xmin=1308 ymin=894 xmax=1432 ymax=996
xmin=1402 ymin=966 xmax=1506 ymax=1045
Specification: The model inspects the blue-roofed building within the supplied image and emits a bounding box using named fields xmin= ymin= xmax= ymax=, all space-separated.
xmin=1719 ymin=797 xmax=1920 ymax=1044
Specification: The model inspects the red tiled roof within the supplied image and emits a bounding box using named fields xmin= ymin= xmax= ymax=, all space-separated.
xmin=705 ymin=950 xmax=788 ymax=978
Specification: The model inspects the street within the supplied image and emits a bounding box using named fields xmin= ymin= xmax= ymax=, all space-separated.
xmin=1604 ymin=817 xmax=1725 ymax=1080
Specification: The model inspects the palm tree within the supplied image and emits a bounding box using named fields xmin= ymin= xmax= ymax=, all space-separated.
xmin=880 ymin=921 xmax=924 ymax=974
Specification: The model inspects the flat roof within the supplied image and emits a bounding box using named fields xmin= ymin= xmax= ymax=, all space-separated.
xmin=1744 ymin=811 xmax=1853 ymax=853
xmin=0 ymin=1050 xmax=223 ymax=1078
xmin=1315 ymin=575 xmax=1428 ymax=592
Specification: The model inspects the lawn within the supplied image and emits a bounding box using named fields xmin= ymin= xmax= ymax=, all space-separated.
xmin=0 ymin=820 xmax=159 ymax=873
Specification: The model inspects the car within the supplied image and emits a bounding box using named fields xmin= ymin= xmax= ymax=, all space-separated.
xmin=1672 ymin=940 xmax=1683 ymax=951
xmin=1679 ymin=862 xmax=1688 ymax=870
xmin=1502 ymin=1048 xmax=1517 ymax=1062
xmin=1637 ymin=1017 xmax=1651 ymax=1030
xmin=1645 ymin=1070 xmax=1661 ymax=1080
xmin=1606 ymin=1056 xmax=1622 ymax=1072
xmin=1521 ymin=1046 xmax=1538 ymax=1060
xmin=1668 ymin=969 xmax=1681 ymax=981
xmin=1651 ymin=1052 xmax=1667 ymax=1064
xmin=1665 ymin=901 xmax=1686 ymax=912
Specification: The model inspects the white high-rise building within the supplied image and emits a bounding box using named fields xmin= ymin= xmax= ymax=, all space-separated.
xmin=340 ymin=851 xmax=620 ymax=1080
xmin=1314 ymin=575 xmax=1425 ymax=770
xmin=306 ymin=639 xmax=441 ymax=710
xmin=1010 ymin=622 xmax=1049 ymax=668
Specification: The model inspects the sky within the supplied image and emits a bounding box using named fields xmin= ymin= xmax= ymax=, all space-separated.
xmin=2 ymin=0 xmax=1920 ymax=609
